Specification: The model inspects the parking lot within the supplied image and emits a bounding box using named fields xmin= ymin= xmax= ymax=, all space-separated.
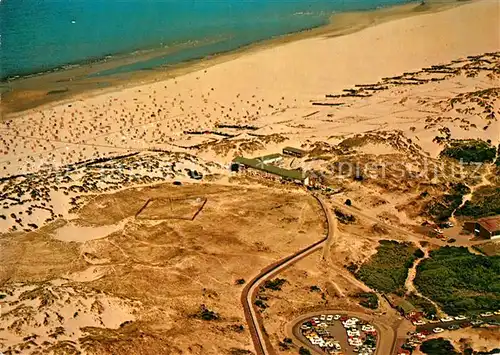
xmin=296 ymin=313 xmax=378 ymax=355
xmin=400 ymin=314 xmax=500 ymax=353
xmin=415 ymin=313 xmax=500 ymax=333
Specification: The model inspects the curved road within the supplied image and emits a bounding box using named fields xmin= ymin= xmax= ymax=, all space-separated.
xmin=241 ymin=194 xmax=335 ymax=355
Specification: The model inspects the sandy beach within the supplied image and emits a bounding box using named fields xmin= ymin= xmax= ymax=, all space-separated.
xmin=1 ymin=0 xmax=499 ymax=354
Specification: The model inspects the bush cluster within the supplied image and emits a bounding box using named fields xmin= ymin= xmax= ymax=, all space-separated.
xmin=414 ymin=246 xmax=500 ymax=315
xmin=440 ymin=139 xmax=496 ymax=163
xmin=356 ymin=240 xmax=417 ymax=293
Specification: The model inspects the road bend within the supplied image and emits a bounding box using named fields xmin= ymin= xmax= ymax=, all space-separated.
xmin=241 ymin=194 xmax=334 ymax=355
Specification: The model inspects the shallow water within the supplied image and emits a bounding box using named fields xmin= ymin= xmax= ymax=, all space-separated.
xmin=1 ymin=0 xmax=409 ymax=80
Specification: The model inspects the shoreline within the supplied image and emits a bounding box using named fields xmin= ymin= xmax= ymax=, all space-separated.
xmin=0 ymin=0 xmax=464 ymax=117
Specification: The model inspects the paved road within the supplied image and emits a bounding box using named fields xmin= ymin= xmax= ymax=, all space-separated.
xmin=241 ymin=194 xmax=334 ymax=355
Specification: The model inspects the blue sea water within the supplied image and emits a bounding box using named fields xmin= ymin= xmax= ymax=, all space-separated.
xmin=0 ymin=0 xmax=410 ymax=80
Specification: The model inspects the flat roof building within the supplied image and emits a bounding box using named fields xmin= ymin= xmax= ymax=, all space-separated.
xmin=464 ymin=215 xmax=500 ymax=240
xmin=257 ymin=153 xmax=283 ymax=164
xmin=231 ymin=156 xmax=307 ymax=183
xmin=282 ymin=146 xmax=307 ymax=157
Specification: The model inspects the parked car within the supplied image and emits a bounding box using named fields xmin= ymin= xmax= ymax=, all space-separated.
xmin=471 ymin=320 xmax=484 ymax=326
xmin=326 ymin=315 xmax=333 ymax=322
xmin=433 ymin=327 xmax=444 ymax=333
xmin=480 ymin=312 xmax=493 ymax=317
xmin=448 ymin=325 xmax=459 ymax=330
xmin=440 ymin=317 xmax=454 ymax=322
xmin=334 ymin=315 xmax=341 ymax=320
xmin=454 ymin=315 xmax=467 ymax=321
xmin=459 ymin=322 xmax=471 ymax=328
xmin=412 ymin=320 xmax=427 ymax=326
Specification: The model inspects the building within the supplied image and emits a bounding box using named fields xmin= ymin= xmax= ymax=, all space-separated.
xmin=383 ymin=294 xmax=422 ymax=320
xmin=258 ymin=153 xmax=283 ymax=164
xmin=282 ymin=146 xmax=306 ymax=157
xmin=464 ymin=215 xmax=500 ymax=240
xmin=231 ymin=156 xmax=307 ymax=184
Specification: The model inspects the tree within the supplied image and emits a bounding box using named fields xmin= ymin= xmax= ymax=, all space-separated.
xmin=420 ymin=338 xmax=459 ymax=355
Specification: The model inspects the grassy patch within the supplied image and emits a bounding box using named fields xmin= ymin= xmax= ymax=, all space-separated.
xmin=414 ymin=246 xmax=500 ymax=315
xmin=455 ymin=186 xmax=500 ymax=218
xmin=356 ymin=240 xmax=417 ymax=293
xmin=440 ymin=139 xmax=496 ymax=163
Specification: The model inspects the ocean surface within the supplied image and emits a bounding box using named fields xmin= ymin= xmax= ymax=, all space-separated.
xmin=0 ymin=0 xmax=410 ymax=81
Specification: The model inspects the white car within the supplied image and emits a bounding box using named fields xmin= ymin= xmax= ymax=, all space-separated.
xmin=412 ymin=320 xmax=427 ymax=326
xmin=440 ymin=317 xmax=454 ymax=322
xmin=333 ymin=314 xmax=341 ymax=320
xmin=454 ymin=315 xmax=467 ymax=321
xmin=320 ymin=314 xmax=326 ymax=321
xmin=494 ymin=310 xmax=500 ymax=316
xmin=480 ymin=312 xmax=493 ymax=317
xmin=326 ymin=315 xmax=334 ymax=322
xmin=433 ymin=327 xmax=445 ymax=333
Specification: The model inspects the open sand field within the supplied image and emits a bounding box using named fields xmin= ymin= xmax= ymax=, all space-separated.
xmin=1 ymin=184 xmax=326 ymax=354
xmin=1 ymin=0 xmax=499 ymax=354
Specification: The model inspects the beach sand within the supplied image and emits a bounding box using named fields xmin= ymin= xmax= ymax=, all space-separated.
xmin=0 ymin=0 xmax=492 ymax=114
xmin=0 ymin=0 xmax=498 ymax=231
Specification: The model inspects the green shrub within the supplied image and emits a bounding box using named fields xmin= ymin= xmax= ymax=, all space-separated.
xmin=356 ymin=292 xmax=379 ymax=309
xmin=414 ymin=248 xmax=425 ymax=258
xmin=420 ymin=338 xmax=459 ymax=355
xmin=334 ymin=208 xmax=356 ymax=224
xmin=197 ymin=305 xmax=219 ymax=321
xmin=264 ymin=278 xmax=287 ymax=291
xmin=254 ymin=299 xmax=268 ymax=309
